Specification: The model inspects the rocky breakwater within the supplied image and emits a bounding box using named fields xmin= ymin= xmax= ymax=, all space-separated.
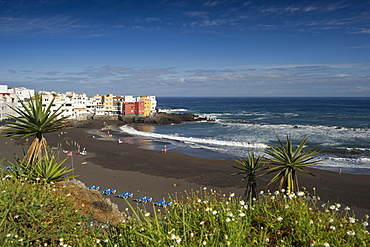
xmin=68 ymin=113 xmax=212 ymax=128
xmin=120 ymin=112 xmax=209 ymax=125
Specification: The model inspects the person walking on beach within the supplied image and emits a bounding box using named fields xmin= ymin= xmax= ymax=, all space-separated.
xmin=118 ymin=139 xmax=123 ymax=145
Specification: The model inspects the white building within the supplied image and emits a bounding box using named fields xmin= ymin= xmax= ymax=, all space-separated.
xmin=39 ymin=91 xmax=89 ymax=120
xmin=0 ymin=85 xmax=35 ymax=121
xmin=7 ymin=87 xmax=35 ymax=101
xmin=0 ymin=92 xmax=16 ymax=121
xmin=1 ymin=84 xmax=158 ymax=121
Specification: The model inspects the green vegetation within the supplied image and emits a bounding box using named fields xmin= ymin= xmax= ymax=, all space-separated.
xmin=1 ymin=175 xmax=369 ymax=246
xmin=0 ymin=93 xmax=68 ymax=165
xmin=232 ymin=152 xmax=264 ymax=203
xmin=264 ymin=135 xmax=322 ymax=192
xmin=5 ymin=154 xmax=74 ymax=183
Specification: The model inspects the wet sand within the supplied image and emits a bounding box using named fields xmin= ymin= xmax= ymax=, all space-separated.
xmin=1 ymin=127 xmax=370 ymax=216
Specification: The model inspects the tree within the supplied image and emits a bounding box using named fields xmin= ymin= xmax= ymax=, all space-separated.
xmin=263 ymin=135 xmax=322 ymax=192
xmin=0 ymin=93 xmax=68 ymax=165
xmin=232 ymin=152 xmax=265 ymax=203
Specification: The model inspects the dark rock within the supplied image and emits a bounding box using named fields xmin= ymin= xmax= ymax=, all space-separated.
xmin=68 ymin=113 xmax=209 ymax=128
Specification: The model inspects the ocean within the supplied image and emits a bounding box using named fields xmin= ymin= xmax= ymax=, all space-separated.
xmin=118 ymin=97 xmax=370 ymax=175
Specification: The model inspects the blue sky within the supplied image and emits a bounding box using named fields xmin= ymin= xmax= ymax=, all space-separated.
xmin=1 ymin=0 xmax=369 ymax=97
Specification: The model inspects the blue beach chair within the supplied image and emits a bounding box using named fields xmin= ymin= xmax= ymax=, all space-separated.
xmin=116 ymin=192 xmax=127 ymax=198
xmin=3 ymin=166 xmax=14 ymax=172
xmin=88 ymin=185 xmax=99 ymax=190
xmin=99 ymin=188 xmax=111 ymax=194
xmin=124 ymin=192 xmax=134 ymax=198
xmin=105 ymin=189 xmax=116 ymax=195
xmin=141 ymin=197 xmax=153 ymax=203
xmin=161 ymin=201 xmax=172 ymax=207
xmin=124 ymin=192 xmax=132 ymax=198
xmin=133 ymin=196 xmax=146 ymax=202
xmin=154 ymin=199 xmax=165 ymax=206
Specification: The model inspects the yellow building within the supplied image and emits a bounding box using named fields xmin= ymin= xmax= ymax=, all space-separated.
xmin=103 ymin=93 xmax=114 ymax=115
xmin=140 ymin=96 xmax=152 ymax=116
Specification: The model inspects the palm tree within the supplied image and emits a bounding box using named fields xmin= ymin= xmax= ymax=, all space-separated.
xmin=232 ymin=152 xmax=265 ymax=203
xmin=263 ymin=135 xmax=322 ymax=192
xmin=0 ymin=93 xmax=68 ymax=165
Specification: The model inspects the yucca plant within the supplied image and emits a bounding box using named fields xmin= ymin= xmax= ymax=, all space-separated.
xmin=232 ymin=152 xmax=264 ymax=203
xmin=0 ymin=93 xmax=68 ymax=165
xmin=263 ymin=135 xmax=322 ymax=192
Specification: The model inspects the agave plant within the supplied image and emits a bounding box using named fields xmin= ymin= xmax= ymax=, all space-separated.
xmin=232 ymin=152 xmax=265 ymax=203
xmin=0 ymin=93 xmax=68 ymax=165
xmin=31 ymin=154 xmax=75 ymax=182
xmin=5 ymin=154 xmax=75 ymax=182
xmin=263 ymin=135 xmax=322 ymax=192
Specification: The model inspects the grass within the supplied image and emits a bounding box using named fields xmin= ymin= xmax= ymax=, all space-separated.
xmin=0 ymin=173 xmax=369 ymax=246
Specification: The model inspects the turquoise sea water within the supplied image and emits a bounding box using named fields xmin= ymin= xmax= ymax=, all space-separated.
xmin=119 ymin=97 xmax=370 ymax=175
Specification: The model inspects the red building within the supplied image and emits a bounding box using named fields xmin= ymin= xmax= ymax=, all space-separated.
xmin=122 ymin=101 xmax=144 ymax=116
xmin=134 ymin=101 xmax=144 ymax=115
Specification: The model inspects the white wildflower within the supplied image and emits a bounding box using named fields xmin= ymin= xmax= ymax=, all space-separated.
xmin=226 ymin=212 xmax=234 ymax=217
xmin=347 ymin=230 xmax=356 ymax=236
xmin=175 ymin=237 xmax=181 ymax=243
xmin=297 ymin=191 xmax=304 ymax=197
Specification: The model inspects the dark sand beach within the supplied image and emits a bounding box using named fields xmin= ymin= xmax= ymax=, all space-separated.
xmin=1 ymin=126 xmax=370 ymax=217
